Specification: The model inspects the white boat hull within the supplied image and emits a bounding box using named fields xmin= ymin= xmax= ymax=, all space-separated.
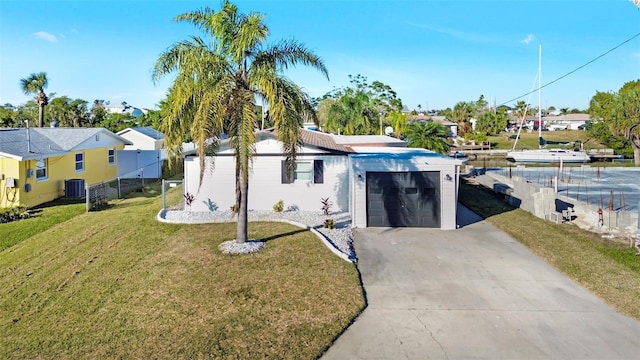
xmin=506 ymin=149 xmax=591 ymax=163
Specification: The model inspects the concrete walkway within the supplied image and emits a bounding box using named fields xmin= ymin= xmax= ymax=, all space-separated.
xmin=321 ymin=206 xmax=640 ymax=359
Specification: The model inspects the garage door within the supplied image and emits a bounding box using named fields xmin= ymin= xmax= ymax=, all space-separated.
xmin=366 ymin=171 xmax=441 ymax=228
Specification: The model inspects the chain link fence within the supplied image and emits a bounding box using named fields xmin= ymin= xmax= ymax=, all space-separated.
xmin=85 ymin=177 xmax=147 ymax=211
xmin=161 ymin=179 xmax=184 ymax=211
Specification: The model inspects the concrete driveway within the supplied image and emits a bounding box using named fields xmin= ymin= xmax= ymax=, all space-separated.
xmin=321 ymin=206 xmax=640 ymax=359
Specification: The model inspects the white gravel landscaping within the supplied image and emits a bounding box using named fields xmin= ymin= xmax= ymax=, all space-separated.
xmin=157 ymin=209 xmax=356 ymax=261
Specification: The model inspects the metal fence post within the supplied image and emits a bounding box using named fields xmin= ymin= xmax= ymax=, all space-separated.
xmin=162 ymin=179 xmax=166 ymax=210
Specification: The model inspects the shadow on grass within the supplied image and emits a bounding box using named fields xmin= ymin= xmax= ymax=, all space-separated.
xmin=458 ymin=178 xmax=517 ymax=219
xmin=255 ymin=227 xmax=309 ymax=243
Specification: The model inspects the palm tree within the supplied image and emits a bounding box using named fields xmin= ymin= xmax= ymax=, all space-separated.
xmin=20 ymin=72 xmax=49 ymax=127
xmin=388 ymin=111 xmax=407 ymax=139
xmin=152 ymin=1 xmax=328 ymax=244
xmin=404 ymin=121 xmax=450 ymax=154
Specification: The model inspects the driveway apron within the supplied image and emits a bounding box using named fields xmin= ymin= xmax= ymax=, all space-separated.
xmin=321 ymin=206 xmax=640 ymax=359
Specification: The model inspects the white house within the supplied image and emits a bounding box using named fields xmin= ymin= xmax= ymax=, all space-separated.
xmin=183 ymin=129 xmax=464 ymax=229
xmin=116 ymin=127 xmax=165 ymax=179
xmin=117 ymin=127 xmax=164 ymax=151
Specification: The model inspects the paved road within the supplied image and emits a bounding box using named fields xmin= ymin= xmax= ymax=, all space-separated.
xmin=321 ymin=206 xmax=640 ymax=359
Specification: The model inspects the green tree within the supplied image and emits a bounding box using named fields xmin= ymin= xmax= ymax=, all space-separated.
xmin=152 ymin=1 xmax=327 ymax=244
xmin=90 ymin=99 xmax=107 ymax=126
xmin=0 ymin=104 xmax=18 ymax=127
xmin=451 ymin=101 xmax=475 ymax=136
xmin=512 ymin=100 xmax=530 ymax=123
xmin=475 ymin=108 xmax=509 ymax=135
xmin=100 ymin=112 xmax=135 ymax=133
xmin=20 ymin=72 xmax=49 ymax=127
xmin=388 ymin=111 xmax=407 ymax=139
xmin=321 ymin=75 xmax=402 ymax=135
xmin=404 ymin=121 xmax=450 ymax=154
xmin=587 ymin=80 xmax=640 ymax=164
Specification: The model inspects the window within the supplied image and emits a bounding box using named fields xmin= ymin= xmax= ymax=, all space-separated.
xmin=36 ymin=159 xmax=47 ymax=180
xmin=281 ymin=160 xmax=324 ymax=184
xmin=75 ymin=153 xmax=84 ymax=172
xmin=108 ymin=149 xmax=115 ymax=165
xmin=294 ymin=161 xmax=312 ymax=180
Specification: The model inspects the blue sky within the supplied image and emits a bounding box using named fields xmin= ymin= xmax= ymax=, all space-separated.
xmin=1 ymin=0 xmax=639 ymax=112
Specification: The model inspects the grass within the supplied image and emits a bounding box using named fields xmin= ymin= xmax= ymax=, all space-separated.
xmin=459 ymin=179 xmax=640 ymax=319
xmin=0 ymin=199 xmax=86 ymax=251
xmin=0 ymin=185 xmax=364 ymax=359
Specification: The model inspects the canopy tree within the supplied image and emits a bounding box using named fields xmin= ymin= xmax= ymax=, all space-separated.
xmin=20 ymin=72 xmax=49 ymax=127
xmin=475 ymin=107 xmax=509 ymax=135
xmin=318 ymin=75 xmax=403 ymax=135
xmin=587 ymin=80 xmax=640 ymax=164
xmin=152 ymin=1 xmax=328 ymax=244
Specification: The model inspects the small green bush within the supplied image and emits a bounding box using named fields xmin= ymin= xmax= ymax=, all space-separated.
xmin=323 ymin=219 xmax=336 ymax=229
xmin=273 ymin=200 xmax=284 ymax=213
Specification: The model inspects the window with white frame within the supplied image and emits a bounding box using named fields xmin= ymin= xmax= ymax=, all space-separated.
xmin=281 ymin=160 xmax=323 ymax=184
xmin=108 ymin=148 xmax=115 ymax=165
xmin=294 ymin=161 xmax=312 ymax=180
xmin=36 ymin=158 xmax=48 ymax=180
xmin=75 ymin=153 xmax=84 ymax=172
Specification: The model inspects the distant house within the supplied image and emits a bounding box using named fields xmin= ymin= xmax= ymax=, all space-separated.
xmin=117 ymin=127 xmax=164 ymax=151
xmin=0 ymin=127 xmax=132 ymax=208
xmin=183 ymin=128 xmax=464 ymax=229
xmin=116 ymin=127 xmax=165 ymax=179
xmin=104 ymin=103 xmax=147 ymax=118
xmin=543 ymin=114 xmax=590 ymax=130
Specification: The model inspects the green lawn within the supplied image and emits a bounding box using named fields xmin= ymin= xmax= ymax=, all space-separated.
xmin=0 ymin=200 xmax=86 ymax=251
xmin=0 ymin=186 xmax=364 ymax=359
xmin=459 ymin=180 xmax=640 ymax=319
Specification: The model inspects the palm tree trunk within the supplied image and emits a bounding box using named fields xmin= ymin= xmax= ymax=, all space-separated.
xmin=634 ymin=146 xmax=640 ymax=166
xmin=236 ymin=159 xmax=249 ymax=244
xmin=38 ymin=105 xmax=44 ymax=128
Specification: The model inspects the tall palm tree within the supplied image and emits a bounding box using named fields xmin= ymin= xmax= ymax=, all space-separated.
xmin=152 ymin=1 xmax=328 ymax=244
xmin=404 ymin=121 xmax=451 ymax=154
xmin=20 ymin=72 xmax=49 ymax=127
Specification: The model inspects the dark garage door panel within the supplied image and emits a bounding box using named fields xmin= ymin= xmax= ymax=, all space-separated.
xmin=366 ymin=171 xmax=441 ymax=228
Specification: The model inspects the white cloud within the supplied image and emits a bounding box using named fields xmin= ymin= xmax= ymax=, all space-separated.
xmin=32 ymin=31 xmax=58 ymax=43
xmin=520 ymin=34 xmax=535 ymax=44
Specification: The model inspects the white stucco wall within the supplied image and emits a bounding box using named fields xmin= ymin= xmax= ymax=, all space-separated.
xmin=184 ymin=148 xmax=350 ymax=213
xmin=349 ymin=153 xmax=460 ymax=230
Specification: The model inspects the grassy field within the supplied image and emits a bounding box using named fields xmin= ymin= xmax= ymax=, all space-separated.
xmin=459 ymin=180 xmax=640 ymax=320
xmin=0 ymin=185 xmax=364 ymax=359
xmin=487 ymin=129 xmax=601 ymax=150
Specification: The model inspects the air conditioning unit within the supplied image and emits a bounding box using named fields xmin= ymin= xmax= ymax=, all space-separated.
xmin=65 ymin=179 xmax=86 ymax=199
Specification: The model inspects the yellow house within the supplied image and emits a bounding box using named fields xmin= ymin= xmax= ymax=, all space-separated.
xmin=0 ymin=127 xmax=133 ymax=208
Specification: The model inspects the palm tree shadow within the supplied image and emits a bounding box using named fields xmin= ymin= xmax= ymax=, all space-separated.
xmin=258 ymin=228 xmax=309 ymax=243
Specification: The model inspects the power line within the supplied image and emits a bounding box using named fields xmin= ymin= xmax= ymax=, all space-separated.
xmin=499 ymin=31 xmax=640 ymax=107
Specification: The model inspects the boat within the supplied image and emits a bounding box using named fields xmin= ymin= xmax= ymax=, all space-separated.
xmin=506 ymin=46 xmax=591 ymax=164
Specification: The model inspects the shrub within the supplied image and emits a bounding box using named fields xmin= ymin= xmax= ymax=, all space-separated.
xmin=273 ymin=200 xmax=284 ymax=213
xmin=323 ymin=219 xmax=336 ymax=229
xmin=0 ymin=206 xmax=30 ymax=224
xmin=320 ymin=197 xmax=332 ymax=216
